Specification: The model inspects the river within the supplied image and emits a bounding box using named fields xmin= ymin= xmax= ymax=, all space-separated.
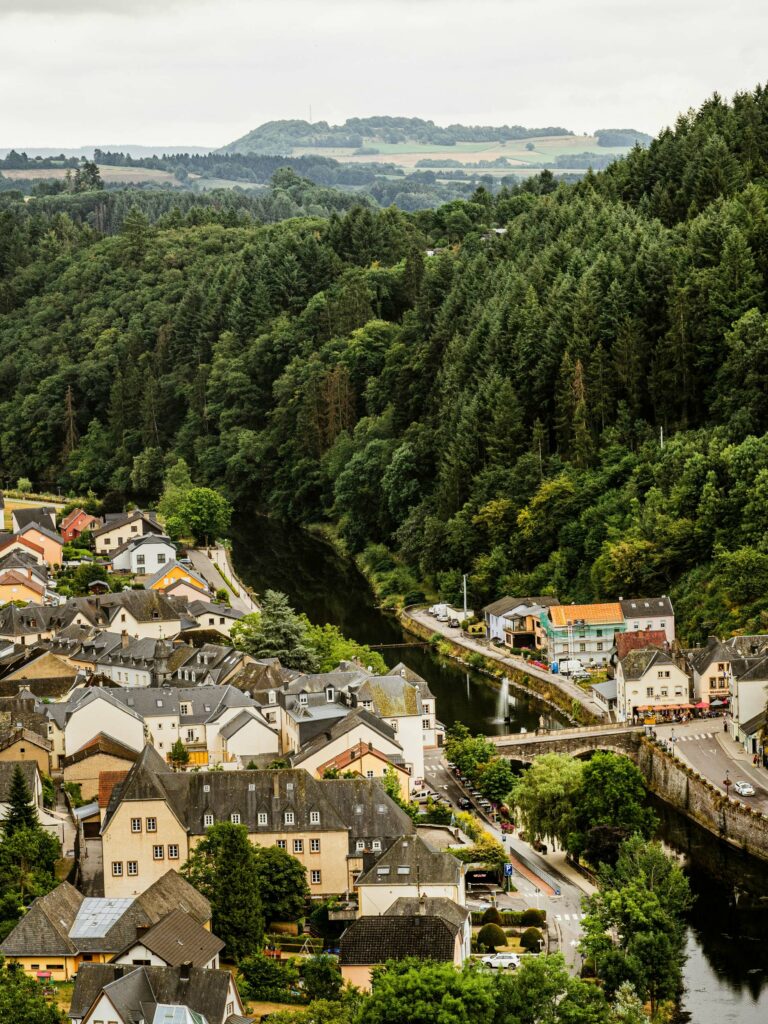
xmin=231 ymin=516 xmax=768 ymax=1021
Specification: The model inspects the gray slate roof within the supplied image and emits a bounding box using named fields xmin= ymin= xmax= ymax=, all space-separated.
xmin=619 ymin=646 xmax=676 ymax=681
xmin=127 ymin=907 xmax=223 ymax=968
xmin=385 ymin=895 xmax=469 ymax=931
xmin=69 ymin=964 xmax=235 ymax=1024
xmin=619 ymin=596 xmax=674 ymax=618
xmin=11 ymin=507 xmax=57 ymax=532
xmin=483 ymin=595 xmax=558 ymax=617
xmin=356 ymin=834 xmax=462 ymax=886
xmin=340 ymin=914 xmax=456 ymax=965
xmin=290 ymin=708 xmax=401 ymax=766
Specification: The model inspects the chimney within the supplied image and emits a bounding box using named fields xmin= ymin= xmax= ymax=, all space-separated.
xmin=180 ymin=961 xmax=192 ymax=980
xmin=121 ymin=630 xmax=129 ymax=649
xmin=272 ymin=774 xmax=279 ymax=800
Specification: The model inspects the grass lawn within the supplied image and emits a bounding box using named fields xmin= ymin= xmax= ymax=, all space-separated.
xmin=52 ymin=981 xmax=74 ymax=1013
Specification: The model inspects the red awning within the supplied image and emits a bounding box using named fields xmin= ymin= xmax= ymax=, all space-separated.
xmin=36 ymin=972 xmax=52 ymax=978
xmin=695 ymin=701 xmax=709 ymax=708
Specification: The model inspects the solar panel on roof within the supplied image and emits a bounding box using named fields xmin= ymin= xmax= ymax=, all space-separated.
xmin=70 ymin=897 xmax=133 ymax=938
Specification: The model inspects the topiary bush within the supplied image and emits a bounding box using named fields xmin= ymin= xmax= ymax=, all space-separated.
xmin=477 ymin=923 xmax=507 ymax=952
xmin=520 ymin=927 xmax=544 ymax=952
xmin=481 ymin=906 xmax=503 ymax=926
xmin=520 ymin=908 xmax=546 ymax=927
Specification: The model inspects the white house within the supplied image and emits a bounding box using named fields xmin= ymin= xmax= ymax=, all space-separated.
xmin=619 ymin=596 xmax=675 ymax=644
xmin=92 ymin=510 xmax=163 ymax=556
xmin=110 ymin=535 xmax=176 ymax=575
xmin=215 ymin=708 xmax=280 ymax=763
xmin=62 ymin=689 xmax=146 ymax=756
xmin=615 ymin=647 xmax=692 ymax=722
xmin=356 ymin=835 xmax=466 ymax=916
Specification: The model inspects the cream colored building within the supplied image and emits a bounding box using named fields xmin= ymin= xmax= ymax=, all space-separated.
xmin=356 ymin=835 xmax=466 ymax=916
xmin=615 ymin=647 xmax=692 ymax=722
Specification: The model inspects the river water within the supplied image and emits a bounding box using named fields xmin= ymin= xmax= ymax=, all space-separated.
xmin=231 ymin=516 xmax=768 ymax=1021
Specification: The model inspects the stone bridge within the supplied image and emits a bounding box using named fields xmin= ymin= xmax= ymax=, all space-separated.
xmin=489 ymin=724 xmax=644 ymax=763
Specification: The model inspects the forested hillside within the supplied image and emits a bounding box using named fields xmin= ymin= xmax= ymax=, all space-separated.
xmin=2 ymin=87 xmax=768 ymax=642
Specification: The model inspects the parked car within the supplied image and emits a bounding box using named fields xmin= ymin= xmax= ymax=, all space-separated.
xmin=734 ymin=780 xmax=756 ymax=796
xmin=481 ymin=952 xmax=520 ymax=970
xmin=458 ymin=798 xmax=472 ymax=810
xmin=449 ymin=618 xmax=460 ymax=628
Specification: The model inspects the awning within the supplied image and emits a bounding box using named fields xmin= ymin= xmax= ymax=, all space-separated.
xmin=711 ymin=698 xmax=729 ymax=707
xmin=36 ymin=972 xmax=52 ymax=978
xmin=635 ymin=703 xmax=693 ymax=711
xmin=695 ymin=701 xmax=709 ymax=708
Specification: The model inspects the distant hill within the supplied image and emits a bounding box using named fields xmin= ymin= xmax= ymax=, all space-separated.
xmin=220 ymin=116 xmax=575 ymax=154
xmin=0 ymin=145 xmax=213 ymax=160
xmin=594 ymin=128 xmax=653 ymax=148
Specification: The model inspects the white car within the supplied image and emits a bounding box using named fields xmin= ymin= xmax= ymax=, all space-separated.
xmin=481 ymin=952 xmax=520 ymax=970
xmin=734 ymin=780 xmax=756 ymax=796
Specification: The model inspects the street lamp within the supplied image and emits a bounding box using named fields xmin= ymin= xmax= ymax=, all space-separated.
xmin=723 ymin=770 xmax=732 ymax=798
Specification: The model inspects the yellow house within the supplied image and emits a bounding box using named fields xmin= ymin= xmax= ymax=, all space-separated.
xmin=316 ymin=741 xmax=411 ymax=802
xmin=102 ymin=746 xmax=416 ymax=899
xmin=62 ymin=734 xmax=140 ymax=801
xmin=0 ymin=728 xmax=52 ymax=776
xmin=145 ymin=560 xmax=208 ymax=595
xmin=0 ymin=871 xmax=210 ymax=982
xmin=0 ymin=569 xmax=45 ymax=605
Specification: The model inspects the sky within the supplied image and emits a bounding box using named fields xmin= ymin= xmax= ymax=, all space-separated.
xmin=0 ymin=0 xmax=766 ymax=149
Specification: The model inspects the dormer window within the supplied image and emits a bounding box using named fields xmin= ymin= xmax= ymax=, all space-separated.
xmin=267 ymin=690 xmax=275 ymax=704
xmin=258 ymin=812 xmax=268 ymax=825
xmin=284 ymin=811 xmax=295 ymax=825
xmin=299 ymin=693 xmax=308 ymax=706
xmin=231 ymin=813 xmax=241 ymax=824
xmin=325 ymin=687 xmax=334 ymax=703
xmin=180 ymin=703 xmax=189 ymax=715
xmin=156 ymin=699 xmax=163 ymax=708
xmin=310 ymin=811 xmax=320 ymax=825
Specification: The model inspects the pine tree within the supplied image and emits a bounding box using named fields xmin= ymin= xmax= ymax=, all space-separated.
xmin=2 ymin=766 xmax=37 ymax=837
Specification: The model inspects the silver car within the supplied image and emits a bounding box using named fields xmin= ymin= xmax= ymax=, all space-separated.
xmin=481 ymin=952 xmax=520 ymax=970
xmin=734 ymin=780 xmax=756 ymax=796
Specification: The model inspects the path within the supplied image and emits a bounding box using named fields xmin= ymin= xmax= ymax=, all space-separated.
xmin=405 ymin=608 xmax=607 ymax=721
xmin=187 ymin=545 xmax=259 ymax=614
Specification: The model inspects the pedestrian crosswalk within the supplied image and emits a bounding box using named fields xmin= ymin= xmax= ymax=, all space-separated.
xmin=675 ymin=732 xmax=715 ymax=742
xmin=555 ymin=913 xmax=586 ymax=921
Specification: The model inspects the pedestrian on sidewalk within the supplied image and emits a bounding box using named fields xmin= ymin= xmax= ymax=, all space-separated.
xmin=724 ymin=719 xmax=728 ymax=732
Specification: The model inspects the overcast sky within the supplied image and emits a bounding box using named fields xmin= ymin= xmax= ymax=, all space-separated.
xmin=1 ymin=0 xmax=766 ymax=149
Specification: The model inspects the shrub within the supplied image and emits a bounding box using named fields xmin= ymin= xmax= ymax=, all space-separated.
xmin=16 ymin=477 xmax=32 ymax=493
xmin=520 ymin=927 xmax=543 ymax=952
xmin=481 ymin=907 xmax=503 ymax=926
xmin=239 ymin=952 xmax=299 ymax=1001
xmin=467 ymin=652 xmax=486 ymax=670
xmin=520 ymin=908 xmax=546 ymax=927
xmin=477 ymin=923 xmax=507 ymax=952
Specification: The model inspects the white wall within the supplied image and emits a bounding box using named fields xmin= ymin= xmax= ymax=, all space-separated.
xmin=294 ymin=725 xmax=403 ymax=778
xmin=97 ymin=663 xmax=152 ymax=688
xmin=110 ymin=609 xmax=182 ymax=640
xmin=623 ymin=613 xmax=675 ymax=643
xmin=113 ymin=941 xmax=219 ymax=969
xmin=65 ymin=699 xmax=145 ymax=755
xmin=111 ymin=539 xmax=175 ymax=574
xmin=82 ymin=991 xmax=124 ymax=1024
xmin=386 ymin=715 xmax=425 ymax=782
xmin=219 ymin=715 xmax=279 ymax=762
xmin=359 ymin=881 xmax=462 ymax=917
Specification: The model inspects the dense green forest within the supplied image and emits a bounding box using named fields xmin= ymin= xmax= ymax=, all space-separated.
xmin=2 ymin=87 xmax=768 ymax=643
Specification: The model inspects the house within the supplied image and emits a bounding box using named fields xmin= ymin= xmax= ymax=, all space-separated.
xmin=0 ymin=871 xmax=212 ymax=983
xmin=63 ymin=735 xmax=140 ymax=801
xmin=290 ymin=709 xmax=405 ymax=781
xmin=185 ymin=600 xmax=244 ymax=639
xmin=340 ymin=902 xmax=467 ymax=990
xmin=61 ymin=688 xmax=146 ymax=759
xmin=541 ymin=603 xmax=625 ymax=667
xmin=0 ymin=727 xmax=52 ymax=775
xmin=482 ymin=596 xmax=558 ymax=643
xmin=619 ymin=596 xmax=675 ymax=644
xmin=110 ymin=535 xmax=177 ymax=576
xmin=11 ymin=506 xmax=57 ymax=534
xmin=0 ymin=647 xmax=78 ymax=688
xmin=60 ymin=508 xmax=101 ymax=544
xmin=611 ymin=629 xmax=668 ymax=671
xmin=0 ymin=549 xmax=48 ymax=589
xmin=0 ymin=569 xmax=46 ymax=605
xmin=355 ymin=834 xmax=465 ymax=916
xmin=0 ymin=760 xmax=42 ymax=822
xmin=615 ymin=646 xmax=692 ymax=722
xmin=316 ymin=742 xmax=411 ymax=801
xmin=216 ymin=709 xmax=280 ymax=764
xmin=101 ymin=746 xmax=412 ymax=898
xmin=500 ymin=601 xmax=553 ymax=652
xmin=0 ymin=534 xmax=46 ymax=565
xmin=92 ymin=510 xmax=163 ymax=556
xmin=16 ymin=522 xmax=64 ymax=567
xmin=589 ymin=679 xmax=618 ymax=716
xmin=68 ymin=963 xmax=245 ymax=1024
xmin=88 ymin=636 xmax=194 ymax=689
xmin=0 ymin=602 xmax=67 ymax=646
xmin=65 ymin=591 xmax=186 ymax=640
xmin=685 ymin=635 xmax=768 ymax=745
xmin=145 ymin=561 xmax=208 ymax=596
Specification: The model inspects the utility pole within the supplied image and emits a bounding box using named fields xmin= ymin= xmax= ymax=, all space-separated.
xmin=660 ymin=425 xmax=664 ymax=449
xmin=462 ymin=574 xmax=468 ymax=620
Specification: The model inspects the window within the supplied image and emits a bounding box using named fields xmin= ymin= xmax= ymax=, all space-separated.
xmin=45 ymin=964 xmax=64 ymax=971
xmin=131 ymin=818 xmax=142 ymax=833
xmin=284 ymin=811 xmax=295 ymax=825
xmin=311 ymin=870 xmax=321 ymax=885
xmin=596 ymin=642 xmax=603 ymax=652
xmin=661 ymin=688 xmax=668 ymax=697
xmin=112 ymin=862 xmax=123 ymax=876
xmin=372 ymin=840 xmax=381 ymax=852
xmin=660 ymin=621 xmax=666 ymax=629
xmin=146 ymin=817 xmax=157 ymax=832
xmin=293 ymin=839 xmax=303 ymax=854
xmin=203 ymin=784 xmax=210 ymax=793
xmin=326 ymin=687 xmax=335 ymax=702
xmin=596 ymin=629 xmax=603 ymax=638
xmin=310 ymin=810 xmax=320 ymax=825
xmin=180 ymin=703 xmax=189 ymax=715
xmin=422 ymin=719 xmax=431 ymax=729
xmin=390 ymin=721 xmax=398 ymax=732
xmin=168 ymin=844 xmax=179 ymax=859
xmin=646 ymin=687 xmax=654 ymax=697
xmin=186 ymin=729 xmax=195 ymax=742
xmin=220 ymin=617 xmax=225 ymax=625
xmin=136 ymin=554 xmax=145 ymax=567
xmin=127 ymin=861 xmax=138 ymax=876
xmin=204 ymin=813 xmax=214 ymax=827
xmin=299 ymin=694 xmax=308 ymax=706
xmin=578 ymin=643 xmax=586 ymax=653
xmin=397 ymin=866 xmax=411 ymax=875
xmin=231 ymin=813 xmax=241 ymax=825
xmin=153 ymin=845 xmax=164 ymax=860
xmin=310 ymin=838 xmax=320 ymax=852
xmin=277 ymin=840 xmax=287 ymax=849
xmin=356 ymin=840 xmax=365 ymax=852
xmin=157 ymin=553 xmax=167 ymax=565
xmin=258 ymin=812 xmax=268 ymax=826
xmin=376 ymin=866 xmax=390 ymax=876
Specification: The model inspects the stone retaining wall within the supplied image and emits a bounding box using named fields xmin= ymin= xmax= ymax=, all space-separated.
xmin=638 ymin=738 xmax=768 ymax=862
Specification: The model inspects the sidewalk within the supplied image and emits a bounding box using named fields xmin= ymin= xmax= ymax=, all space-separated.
xmin=187 ymin=546 xmax=258 ymax=615
xmin=405 ymin=608 xmax=607 ymax=720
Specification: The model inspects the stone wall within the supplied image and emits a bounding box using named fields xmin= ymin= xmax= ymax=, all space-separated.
xmin=638 ymin=738 xmax=768 ymax=863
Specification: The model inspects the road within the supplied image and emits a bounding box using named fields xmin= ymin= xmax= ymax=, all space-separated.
xmin=654 ymin=720 xmax=768 ymax=813
xmin=187 ymin=546 xmax=258 ymax=614
xmin=406 ymin=608 xmax=607 ymax=721
xmin=424 ymin=750 xmax=592 ymax=968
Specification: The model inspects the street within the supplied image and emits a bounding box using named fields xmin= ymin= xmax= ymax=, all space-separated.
xmin=424 ymin=750 xmax=592 ymax=969
xmin=654 ymin=720 xmax=768 ymax=813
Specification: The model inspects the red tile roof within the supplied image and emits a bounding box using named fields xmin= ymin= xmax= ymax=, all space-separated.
xmin=616 ymin=629 xmax=668 ymax=660
xmin=98 ymin=769 xmax=129 ymax=808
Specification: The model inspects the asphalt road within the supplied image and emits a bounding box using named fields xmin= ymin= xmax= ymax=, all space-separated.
xmin=424 ymin=750 xmax=590 ymax=968
xmin=654 ymin=720 xmax=768 ymax=813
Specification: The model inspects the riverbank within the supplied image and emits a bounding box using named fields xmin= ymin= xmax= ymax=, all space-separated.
xmin=401 ymin=606 xmax=603 ymax=726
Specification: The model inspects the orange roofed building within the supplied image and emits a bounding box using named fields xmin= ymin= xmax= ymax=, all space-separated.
xmin=541 ymin=602 xmax=625 ymax=668
xmin=317 ymin=741 xmax=411 ymax=801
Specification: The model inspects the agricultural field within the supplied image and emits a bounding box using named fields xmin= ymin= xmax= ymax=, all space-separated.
xmin=2 ymin=165 xmax=177 ymax=183
xmin=293 ymin=134 xmax=633 ymax=169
